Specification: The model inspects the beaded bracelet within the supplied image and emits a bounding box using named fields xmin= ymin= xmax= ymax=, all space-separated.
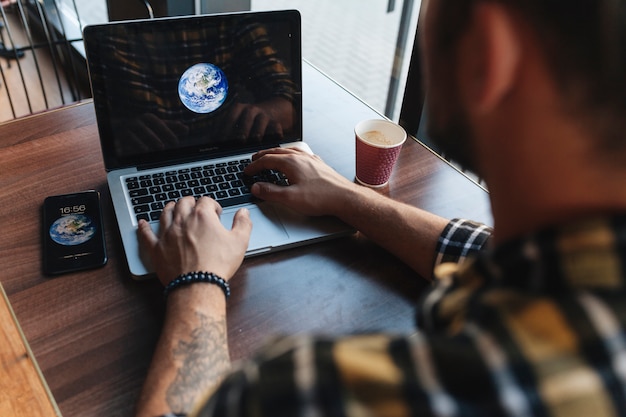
xmin=163 ymin=271 xmax=230 ymax=299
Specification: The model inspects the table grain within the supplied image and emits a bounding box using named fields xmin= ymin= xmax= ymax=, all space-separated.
xmin=0 ymin=62 xmax=492 ymax=416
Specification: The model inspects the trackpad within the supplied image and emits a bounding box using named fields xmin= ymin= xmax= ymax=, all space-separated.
xmin=220 ymin=205 xmax=289 ymax=254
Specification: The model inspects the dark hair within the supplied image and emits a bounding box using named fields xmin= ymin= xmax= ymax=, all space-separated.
xmin=435 ymin=0 xmax=626 ymax=152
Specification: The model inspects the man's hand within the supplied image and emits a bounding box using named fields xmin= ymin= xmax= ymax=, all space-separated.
xmin=244 ymin=147 xmax=359 ymax=217
xmin=137 ymin=196 xmax=252 ymax=286
xmin=222 ymin=102 xmax=284 ymax=143
xmin=135 ymin=197 xmax=250 ymax=417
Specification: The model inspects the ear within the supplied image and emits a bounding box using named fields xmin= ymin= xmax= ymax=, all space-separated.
xmin=457 ymin=3 xmax=522 ymax=114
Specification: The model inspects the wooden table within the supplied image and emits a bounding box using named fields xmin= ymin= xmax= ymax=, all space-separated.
xmin=0 ymin=62 xmax=492 ymax=416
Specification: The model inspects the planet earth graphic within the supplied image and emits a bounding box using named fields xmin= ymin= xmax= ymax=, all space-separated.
xmin=178 ymin=63 xmax=228 ymax=114
xmin=49 ymin=214 xmax=97 ymax=246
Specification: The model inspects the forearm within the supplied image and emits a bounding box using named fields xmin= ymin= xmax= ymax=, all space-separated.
xmin=333 ymin=184 xmax=449 ymax=280
xmin=135 ymin=284 xmax=230 ymax=417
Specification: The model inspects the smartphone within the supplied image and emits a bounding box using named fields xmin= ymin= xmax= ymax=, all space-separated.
xmin=42 ymin=191 xmax=107 ymax=275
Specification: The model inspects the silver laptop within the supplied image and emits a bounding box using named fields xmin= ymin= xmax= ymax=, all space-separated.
xmin=83 ymin=10 xmax=352 ymax=278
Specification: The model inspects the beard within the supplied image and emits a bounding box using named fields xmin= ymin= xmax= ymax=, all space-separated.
xmin=425 ymin=76 xmax=479 ymax=175
xmin=422 ymin=0 xmax=480 ymax=176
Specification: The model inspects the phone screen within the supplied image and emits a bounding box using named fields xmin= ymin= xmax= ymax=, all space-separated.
xmin=42 ymin=191 xmax=107 ymax=275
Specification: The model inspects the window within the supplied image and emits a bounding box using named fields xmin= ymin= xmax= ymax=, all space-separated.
xmin=29 ymin=0 xmax=422 ymax=121
xmin=251 ymin=0 xmax=421 ymax=121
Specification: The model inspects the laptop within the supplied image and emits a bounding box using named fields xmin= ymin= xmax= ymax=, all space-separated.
xmin=83 ymin=10 xmax=353 ymax=278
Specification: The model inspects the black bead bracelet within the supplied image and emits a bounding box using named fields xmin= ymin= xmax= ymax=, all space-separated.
xmin=163 ymin=271 xmax=230 ymax=299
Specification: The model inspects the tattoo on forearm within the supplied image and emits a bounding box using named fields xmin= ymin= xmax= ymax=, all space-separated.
xmin=166 ymin=312 xmax=230 ymax=413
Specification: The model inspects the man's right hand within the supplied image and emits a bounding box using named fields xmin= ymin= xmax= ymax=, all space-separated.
xmin=244 ymin=147 xmax=359 ymax=217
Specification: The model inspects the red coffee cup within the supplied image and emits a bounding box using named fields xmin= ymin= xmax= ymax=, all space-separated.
xmin=355 ymin=119 xmax=407 ymax=187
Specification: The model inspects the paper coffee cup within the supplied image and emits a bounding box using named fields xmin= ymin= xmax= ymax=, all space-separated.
xmin=355 ymin=119 xmax=407 ymax=187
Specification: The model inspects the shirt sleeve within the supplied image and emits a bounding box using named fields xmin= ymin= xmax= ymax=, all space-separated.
xmin=190 ymin=331 xmax=506 ymax=417
xmin=434 ymin=218 xmax=493 ymax=267
xmin=189 ymin=334 xmax=447 ymax=417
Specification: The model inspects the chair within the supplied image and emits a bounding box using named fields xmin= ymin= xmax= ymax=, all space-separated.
xmin=0 ymin=0 xmax=90 ymax=122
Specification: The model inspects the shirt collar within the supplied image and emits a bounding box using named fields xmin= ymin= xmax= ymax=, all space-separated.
xmin=478 ymin=215 xmax=626 ymax=293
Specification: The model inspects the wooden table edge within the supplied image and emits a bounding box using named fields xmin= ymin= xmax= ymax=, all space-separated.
xmin=0 ymin=283 xmax=63 ymax=417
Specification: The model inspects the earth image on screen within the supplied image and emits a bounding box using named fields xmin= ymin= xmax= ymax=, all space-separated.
xmin=49 ymin=214 xmax=97 ymax=246
xmin=178 ymin=63 xmax=228 ymax=114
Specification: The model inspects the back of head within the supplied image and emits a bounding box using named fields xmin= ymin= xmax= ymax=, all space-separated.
xmin=435 ymin=0 xmax=626 ymax=156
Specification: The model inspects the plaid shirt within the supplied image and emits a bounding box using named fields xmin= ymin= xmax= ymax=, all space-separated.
xmin=185 ymin=216 xmax=626 ymax=416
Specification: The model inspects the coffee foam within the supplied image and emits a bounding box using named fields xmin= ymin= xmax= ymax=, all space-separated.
xmin=361 ymin=130 xmax=393 ymax=146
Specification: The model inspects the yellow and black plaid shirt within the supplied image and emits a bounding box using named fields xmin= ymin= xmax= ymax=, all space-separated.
xmin=190 ymin=216 xmax=626 ymax=416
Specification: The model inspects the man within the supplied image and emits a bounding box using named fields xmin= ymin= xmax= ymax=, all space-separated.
xmin=135 ymin=0 xmax=626 ymax=416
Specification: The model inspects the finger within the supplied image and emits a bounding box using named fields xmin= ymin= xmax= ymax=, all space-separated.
xmin=222 ymin=104 xmax=244 ymax=137
xmin=244 ymin=153 xmax=291 ymax=177
xmin=267 ymin=120 xmax=284 ymax=141
xmin=159 ymin=201 xmax=176 ymax=233
xmin=231 ymin=208 xmax=253 ymax=240
xmin=195 ymin=196 xmax=223 ymax=218
xmin=250 ymin=113 xmax=270 ymax=142
xmin=250 ymin=181 xmax=292 ymax=203
xmin=237 ymin=106 xmax=257 ymax=138
xmin=251 ymin=147 xmax=304 ymax=161
xmin=137 ymin=219 xmax=158 ymax=251
xmin=172 ymin=196 xmax=196 ymax=225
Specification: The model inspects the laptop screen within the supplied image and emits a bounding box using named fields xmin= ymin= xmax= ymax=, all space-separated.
xmin=84 ymin=10 xmax=302 ymax=170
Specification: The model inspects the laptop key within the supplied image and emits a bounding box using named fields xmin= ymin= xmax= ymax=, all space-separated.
xmin=134 ymin=204 xmax=150 ymax=214
xmin=137 ymin=213 xmax=150 ymax=222
xmin=127 ymin=181 xmax=140 ymax=190
xmin=132 ymin=195 xmax=154 ymax=205
xmin=218 ymin=194 xmax=254 ymax=208
xmin=129 ymin=189 xmax=149 ymax=197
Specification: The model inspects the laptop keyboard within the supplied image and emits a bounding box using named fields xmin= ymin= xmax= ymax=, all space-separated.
xmin=125 ymin=158 xmax=288 ymax=222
